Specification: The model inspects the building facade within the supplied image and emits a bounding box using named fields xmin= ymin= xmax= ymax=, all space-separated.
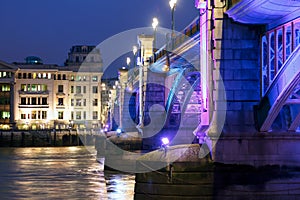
xmin=9 ymin=45 xmax=104 ymax=130
xmin=0 ymin=61 xmax=17 ymax=130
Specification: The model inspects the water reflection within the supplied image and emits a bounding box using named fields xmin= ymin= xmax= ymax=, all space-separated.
xmin=0 ymin=147 xmax=135 ymax=200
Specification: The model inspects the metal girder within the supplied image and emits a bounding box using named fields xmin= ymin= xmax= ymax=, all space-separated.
xmin=256 ymin=45 xmax=300 ymax=132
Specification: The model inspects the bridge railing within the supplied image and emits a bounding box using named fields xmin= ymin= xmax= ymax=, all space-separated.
xmin=149 ymin=16 xmax=200 ymax=65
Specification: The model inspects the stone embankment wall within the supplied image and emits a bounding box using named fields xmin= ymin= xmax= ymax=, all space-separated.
xmin=0 ymin=130 xmax=96 ymax=147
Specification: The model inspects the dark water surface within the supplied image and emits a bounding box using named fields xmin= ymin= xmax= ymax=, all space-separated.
xmin=0 ymin=147 xmax=135 ymax=200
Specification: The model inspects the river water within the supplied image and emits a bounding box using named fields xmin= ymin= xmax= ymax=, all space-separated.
xmin=0 ymin=147 xmax=135 ymax=200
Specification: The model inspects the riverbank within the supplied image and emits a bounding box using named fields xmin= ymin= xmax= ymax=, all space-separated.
xmin=0 ymin=130 xmax=96 ymax=147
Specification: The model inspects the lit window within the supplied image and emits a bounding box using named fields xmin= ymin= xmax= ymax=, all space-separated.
xmin=21 ymin=114 xmax=26 ymax=119
xmin=31 ymin=111 xmax=37 ymax=119
xmin=48 ymin=73 xmax=51 ymax=79
xmin=1 ymin=85 xmax=10 ymax=92
xmin=58 ymin=111 xmax=64 ymax=119
xmin=1 ymin=111 xmax=10 ymax=119
xmin=43 ymin=73 xmax=47 ymax=79
xmin=92 ymin=76 xmax=98 ymax=82
xmin=31 ymin=84 xmax=37 ymax=92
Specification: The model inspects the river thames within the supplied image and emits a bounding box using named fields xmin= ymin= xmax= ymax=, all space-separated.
xmin=0 ymin=146 xmax=135 ymax=200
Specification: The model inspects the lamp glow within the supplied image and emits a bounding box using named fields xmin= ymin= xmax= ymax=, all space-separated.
xmin=161 ymin=137 xmax=170 ymax=146
xmin=152 ymin=17 xmax=159 ymax=30
xmin=133 ymin=45 xmax=138 ymax=55
xmin=116 ymin=128 xmax=122 ymax=134
xmin=126 ymin=57 xmax=131 ymax=66
xmin=169 ymin=0 xmax=177 ymax=9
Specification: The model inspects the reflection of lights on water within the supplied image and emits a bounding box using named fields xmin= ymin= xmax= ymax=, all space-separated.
xmin=106 ymin=173 xmax=135 ymax=200
xmin=68 ymin=146 xmax=80 ymax=152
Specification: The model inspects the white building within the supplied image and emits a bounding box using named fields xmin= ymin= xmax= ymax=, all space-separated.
xmin=14 ymin=46 xmax=103 ymax=130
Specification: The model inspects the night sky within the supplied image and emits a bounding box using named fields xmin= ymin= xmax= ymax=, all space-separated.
xmin=0 ymin=0 xmax=199 ymax=66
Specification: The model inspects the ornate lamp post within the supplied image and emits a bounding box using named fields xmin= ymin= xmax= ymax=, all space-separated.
xmin=152 ymin=17 xmax=159 ymax=51
xmin=169 ymin=0 xmax=177 ymax=35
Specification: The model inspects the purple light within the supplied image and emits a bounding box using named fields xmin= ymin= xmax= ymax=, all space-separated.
xmin=161 ymin=137 xmax=169 ymax=146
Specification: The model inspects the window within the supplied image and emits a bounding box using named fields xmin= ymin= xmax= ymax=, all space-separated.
xmin=21 ymin=84 xmax=26 ymax=91
xmin=71 ymin=75 xmax=74 ymax=81
xmin=58 ymin=85 xmax=64 ymax=93
xmin=18 ymin=73 xmax=22 ymax=79
xmin=31 ymin=111 xmax=37 ymax=119
xmin=1 ymin=85 xmax=10 ymax=92
xmin=23 ymin=73 xmax=27 ymax=79
xmin=76 ymin=111 xmax=81 ymax=120
xmin=21 ymin=98 xmax=26 ymax=105
xmin=71 ymin=86 xmax=74 ymax=93
xmin=48 ymin=73 xmax=51 ymax=79
xmin=93 ymin=111 xmax=98 ymax=119
xmin=1 ymin=111 xmax=10 ymax=119
xmin=37 ymin=111 xmax=40 ymax=119
xmin=92 ymin=76 xmax=98 ymax=82
xmin=41 ymin=84 xmax=47 ymax=91
xmin=28 ymin=73 xmax=32 ymax=79
xmin=21 ymin=114 xmax=26 ymax=119
xmin=0 ymin=97 xmax=9 ymax=105
xmin=58 ymin=74 xmax=61 ymax=80
xmin=83 ymin=86 xmax=86 ymax=93
xmin=62 ymin=74 xmax=66 ymax=80
xmin=42 ymin=98 xmax=47 ymax=105
xmin=93 ymin=99 xmax=98 ymax=106
xmin=83 ymin=111 xmax=86 ymax=119
xmin=83 ymin=99 xmax=86 ymax=106
xmin=76 ymin=86 xmax=81 ymax=94
xmin=33 ymin=73 xmax=37 ymax=79
xmin=76 ymin=99 xmax=82 ymax=106
xmin=31 ymin=84 xmax=37 ymax=92
xmin=42 ymin=111 xmax=47 ymax=119
xmin=71 ymin=99 xmax=74 ymax=106
xmin=58 ymin=98 xmax=64 ymax=105
xmin=71 ymin=111 xmax=74 ymax=120
xmin=58 ymin=111 xmax=64 ymax=119
xmin=31 ymin=97 xmax=37 ymax=105
xmin=92 ymin=86 xmax=98 ymax=93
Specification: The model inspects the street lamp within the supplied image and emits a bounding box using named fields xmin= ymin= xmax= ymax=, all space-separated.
xmin=133 ymin=45 xmax=138 ymax=67
xmin=152 ymin=17 xmax=159 ymax=51
xmin=169 ymin=0 xmax=177 ymax=35
xmin=126 ymin=57 xmax=131 ymax=68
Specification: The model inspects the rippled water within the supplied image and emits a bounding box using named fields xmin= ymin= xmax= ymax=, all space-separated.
xmin=0 ymin=147 xmax=135 ymax=200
